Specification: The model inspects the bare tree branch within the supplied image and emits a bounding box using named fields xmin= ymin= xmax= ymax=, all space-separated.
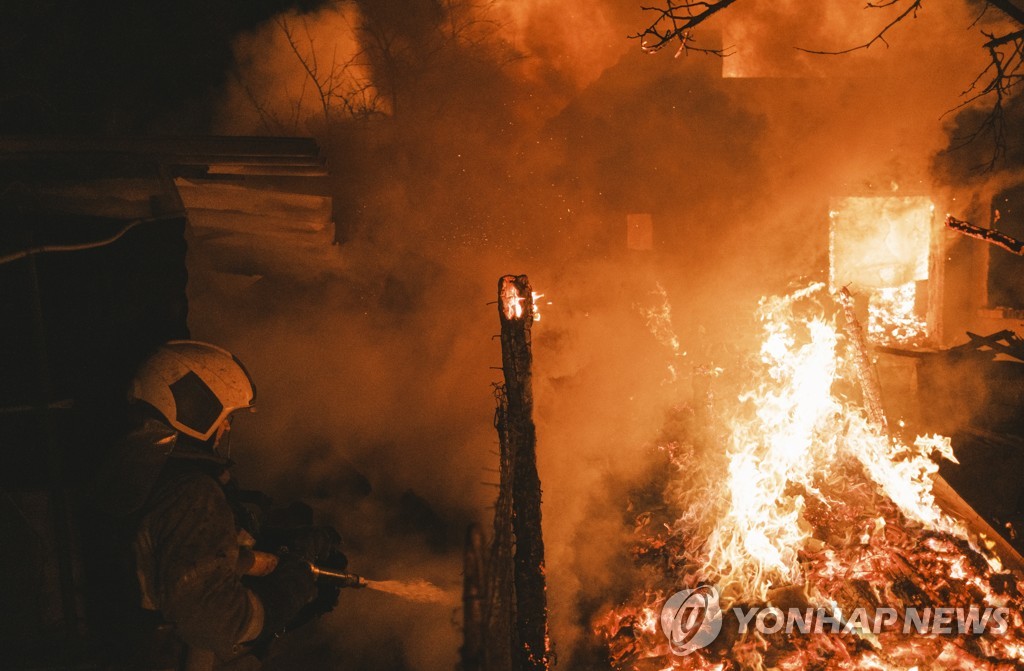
xmin=276 ymin=17 xmax=332 ymax=122
xmin=795 ymin=0 xmax=922 ymax=55
xmin=232 ymin=70 xmax=291 ymax=135
xmin=988 ymin=0 xmax=1024 ymax=26
xmin=272 ymin=15 xmax=385 ymax=126
xmin=986 ymin=27 xmax=1024 ymax=48
xmin=633 ymin=0 xmax=739 ymax=56
xmin=942 ymin=27 xmax=1024 ymax=170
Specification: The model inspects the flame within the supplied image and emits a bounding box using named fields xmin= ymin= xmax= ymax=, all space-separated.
xmin=597 ymin=284 xmax=1024 ymax=670
xmin=501 ymin=282 xmax=544 ymax=321
xmin=867 ymin=282 xmax=928 ymax=346
xmin=501 ymin=282 xmax=526 ymax=320
xmin=636 ymin=282 xmax=686 ymax=383
xmin=697 ymin=284 xmax=958 ymax=604
xmin=531 ymin=292 xmax=545 ymax=322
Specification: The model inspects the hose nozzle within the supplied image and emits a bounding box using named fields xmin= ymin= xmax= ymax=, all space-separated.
xmin=309 ymin=564 xmax=367 ymax=589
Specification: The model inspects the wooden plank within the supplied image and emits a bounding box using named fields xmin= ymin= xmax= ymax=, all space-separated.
xmin=204 ymin=164 xmax=328 ymax=177
xmin=931 ymin=476 xmax=1024 ymax=573
xmin=176 ymin=174 xmax=333 ymax=197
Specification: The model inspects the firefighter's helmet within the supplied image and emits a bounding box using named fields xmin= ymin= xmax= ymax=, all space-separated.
xmin=129 ymin=341 xmax=256 ymax=441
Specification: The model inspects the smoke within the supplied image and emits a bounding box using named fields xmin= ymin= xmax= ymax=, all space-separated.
xmin=216 ymin=3 xmax=371 ymax=135
xmin=489 ymin=0 xmax=631 ymax=92
xmin=197 ymin=1 xmax=1014 ymax=668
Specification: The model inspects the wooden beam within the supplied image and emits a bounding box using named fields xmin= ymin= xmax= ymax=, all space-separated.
xmin=946 ymin=215 xmax=1024 ymax=255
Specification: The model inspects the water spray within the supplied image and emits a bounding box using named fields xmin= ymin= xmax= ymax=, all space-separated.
xmin=309 ymin=562 xmax=456 ymax=605
xmin=246 ymin=550 xmax=455 ymax=605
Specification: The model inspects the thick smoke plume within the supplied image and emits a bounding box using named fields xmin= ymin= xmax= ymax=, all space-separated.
xmin=202 ymin=1 xmax=1011 ymax=668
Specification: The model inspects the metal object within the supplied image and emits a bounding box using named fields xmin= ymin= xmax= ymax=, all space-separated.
xmin=245 ymin=549 xmax=367 ymax=588
xmin=309 ymin=564 xmax=367 ymax=589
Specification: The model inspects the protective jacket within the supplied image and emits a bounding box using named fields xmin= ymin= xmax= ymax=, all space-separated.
xmin=89 ymin=418 xmax=264 ymax=671
xmin=134 ymin=462 xmax=265 ymax=670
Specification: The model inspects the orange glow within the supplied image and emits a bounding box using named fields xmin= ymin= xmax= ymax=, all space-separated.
xmin=501 ymin=282 xmax=527 ymax=320
xmin=597 ymin=284 xmax=1024 ymax=669
xmin=830 ymin=196 xmax=934 ymax=347
xmin=501 ymin=283 xmax=544 ymax=322
xmin=867 ymin=281 xmax=927 ymax=347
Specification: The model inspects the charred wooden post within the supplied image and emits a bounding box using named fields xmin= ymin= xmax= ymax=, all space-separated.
xmin=837 ymin=287 xmax=889 ymax=432
xmin=496 ymin=274 xmax=549 ymax=671
xmin=487 ymin=389 xmax=515 ymax=671
xmin=945 ymin=214 xmax=1024 ymax=255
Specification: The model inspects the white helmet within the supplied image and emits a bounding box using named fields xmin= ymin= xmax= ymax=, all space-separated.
xmin=129 ymin=341 xmax=256 ymax=441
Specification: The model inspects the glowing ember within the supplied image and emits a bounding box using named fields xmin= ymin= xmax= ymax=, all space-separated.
xmin=867 ymin=282 xmax=928 ymax=347
xmin=597 ymin=284 xmax=1024 ymax=670
xmin=501 ymin=282 xmax=526 ymax=320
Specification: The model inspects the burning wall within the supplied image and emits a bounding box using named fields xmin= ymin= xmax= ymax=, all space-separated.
xmin=829 ymin=196 xmax=936 ymax=348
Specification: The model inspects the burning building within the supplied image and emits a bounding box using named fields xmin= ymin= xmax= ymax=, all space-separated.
xmin=3 ymin=2 xmax=1024 ymax=671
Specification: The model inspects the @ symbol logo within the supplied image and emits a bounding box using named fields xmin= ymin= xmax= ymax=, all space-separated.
xmin=660 ymin=584 xmax=723 ymax=656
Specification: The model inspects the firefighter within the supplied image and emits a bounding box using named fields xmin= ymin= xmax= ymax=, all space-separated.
xmin=88 ymin=341 xmax=340 ymax=670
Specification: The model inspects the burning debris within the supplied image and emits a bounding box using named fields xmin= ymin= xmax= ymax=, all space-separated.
xmin=866 ymin=282 xmax=928 ymax=348
xmin=945 ymin=215 xmax=1024 ymax=257
xmin=595 ymin=283 xmax=1024 ymax=670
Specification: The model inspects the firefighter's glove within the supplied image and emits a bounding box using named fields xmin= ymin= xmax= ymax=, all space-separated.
xmin=287 ymin=547 xmax=347 ymax=630
xmin=251 ymin=552 xmax=318 ymax=636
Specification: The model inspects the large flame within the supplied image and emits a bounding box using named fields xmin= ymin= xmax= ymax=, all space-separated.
xmin=706 ymin=284 xmax=840 ymax=602
xmin=597 ymin=284 xmax=1024 ymax=670
xmin=696 ymin=284 xmax=961 ymax=604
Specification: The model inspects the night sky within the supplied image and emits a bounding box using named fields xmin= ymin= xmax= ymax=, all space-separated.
xmin=0 ymin=0 xmax=324 ymax=134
